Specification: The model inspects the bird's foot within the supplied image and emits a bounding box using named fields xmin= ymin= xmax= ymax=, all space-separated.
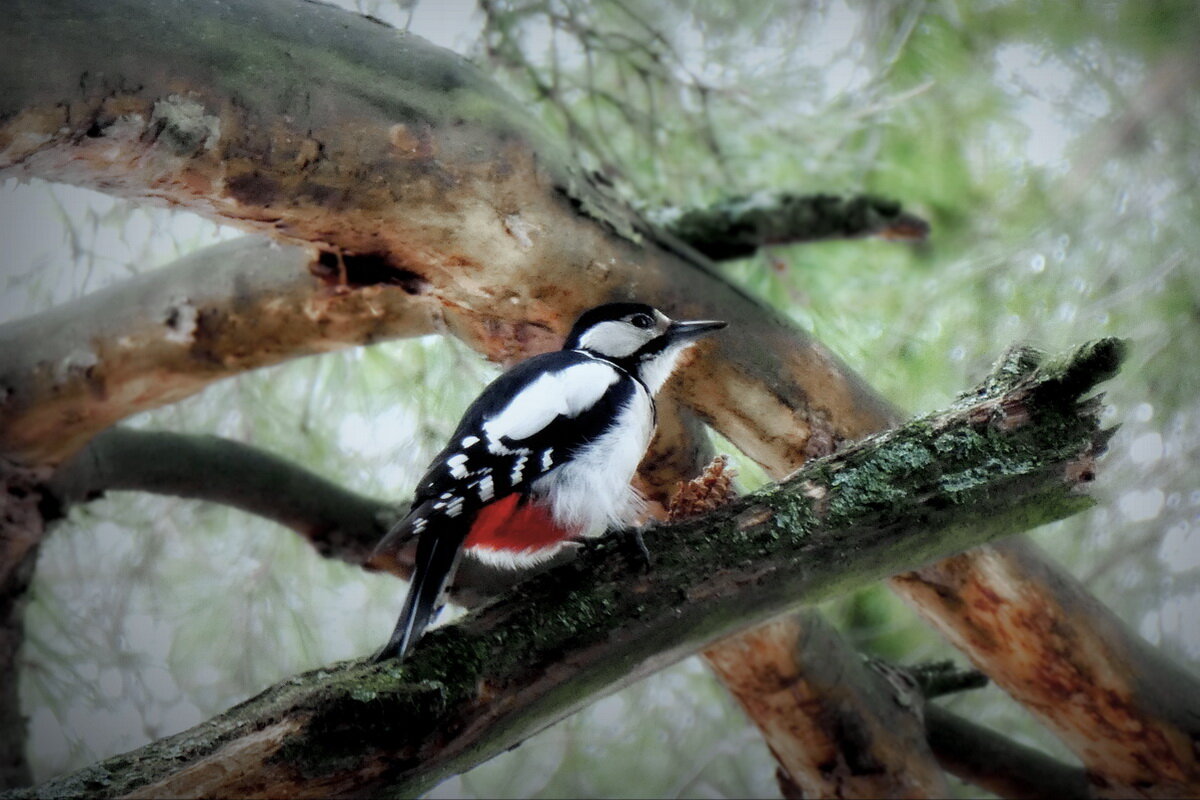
xmin=621 ymin=525 xmax=654 ymax=572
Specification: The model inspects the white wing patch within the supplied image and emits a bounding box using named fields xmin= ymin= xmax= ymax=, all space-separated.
xmin=482 ymin=361 xmax=619 ymax=446
xmin=510 ymin=450 xmax=529 ymax=484
xmin=446 ymin=453 xmax=469 ymax=479
xmin=475 ymin=473 xmax=495 ymax=502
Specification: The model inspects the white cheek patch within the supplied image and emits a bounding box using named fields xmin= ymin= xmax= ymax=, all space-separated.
xmin=577 ymin=321 xmax=650 ymax=358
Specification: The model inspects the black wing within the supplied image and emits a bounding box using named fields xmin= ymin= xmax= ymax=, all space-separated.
xmin=411 ymin=349 xmax=640 ymax=510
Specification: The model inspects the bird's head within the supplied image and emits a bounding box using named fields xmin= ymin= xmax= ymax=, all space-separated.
xmin=563 ymin=302 xmax=726 ymax=392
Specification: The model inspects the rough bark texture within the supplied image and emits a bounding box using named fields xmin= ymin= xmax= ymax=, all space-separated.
xmin=675 ymin=457 xmax=951 ymax=798
xmin=705 ymin=613 xmax=950 ymax=799
xmin=893 ymin=539 xmax=1200 ymax=798
xmin=0 ymin=236 xmax=432 ymax=465
xmin=4 ymin=338 xmax=1115 ymax=799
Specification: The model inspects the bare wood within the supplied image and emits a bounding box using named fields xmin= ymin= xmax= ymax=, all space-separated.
xmin=0 ymin=237 xmax=433 ymax=465
xmin=673 ymin=457 xmax=950 ymax=797
xmin=706 ymin=614 xmax=950 ymax=799
xmin=893 ymin=538 xmax=1200 ymax=798
xmin=6 ymin=340 xmax=1112 ymax=798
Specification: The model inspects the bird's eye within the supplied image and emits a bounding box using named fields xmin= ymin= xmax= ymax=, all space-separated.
xmin=630 ymin=313 xmax=654 ymax=329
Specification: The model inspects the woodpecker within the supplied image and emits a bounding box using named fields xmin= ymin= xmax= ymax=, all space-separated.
xmin=370 ymin=302 xmax=726 ymax=661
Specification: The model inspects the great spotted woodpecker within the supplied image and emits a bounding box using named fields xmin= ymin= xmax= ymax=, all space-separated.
xmin=371 ymin=302 xmax=725 ymax=661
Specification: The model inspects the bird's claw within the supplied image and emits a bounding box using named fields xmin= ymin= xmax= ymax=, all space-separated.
xmin=623 ymin=526 xmax=654 ymax=572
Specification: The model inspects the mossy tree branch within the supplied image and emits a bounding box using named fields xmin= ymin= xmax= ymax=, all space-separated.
xmin=6 ymin=339 xmax=1119 ymax=799
xmin=649 ymin=192 xmax=931 ymax=261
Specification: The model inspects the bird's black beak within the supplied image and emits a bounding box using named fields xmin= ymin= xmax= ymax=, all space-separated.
xmin=666 ymin=318 xmax=727 ymax=343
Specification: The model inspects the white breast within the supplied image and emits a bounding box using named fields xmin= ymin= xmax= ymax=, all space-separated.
xmin=533 ymin=382 xmax=653 ymax=537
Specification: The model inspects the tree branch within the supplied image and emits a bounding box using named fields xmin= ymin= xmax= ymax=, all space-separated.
xmin=43 ymin=427 xmax=573 ymax=607
xmin=925 ymin=706 xmax=1092 ymax=799
xmin=649 ymin=192 xmax=931 ymax=261
xmin=0 ymin=237 xmax=433 ymax=465
xmin=892 ymin=537 xmax=1200 ymax=798
xmin=4 ymin=2 xmax=1194 ymax=793
xmin=7 ymin=338 xmax=1117 ymax=799
xmin=46 ymin=427 xmax=396 ymax=563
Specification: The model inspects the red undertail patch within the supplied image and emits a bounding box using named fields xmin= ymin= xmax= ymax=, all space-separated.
xmin=463 ymin=493 xmax=570 ymax=555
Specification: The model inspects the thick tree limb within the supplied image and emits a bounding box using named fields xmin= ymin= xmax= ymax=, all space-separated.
xmin=43 ymin=429 xmax=1070 ymax=799
xmin=0 ymin=0 xmax=899 ymax=477
xmin=649 ymin=192 xmax=931 ymax=261
xmin=6 ymin=338 xmax=1116 ymax=799
xmin=0 ymin=237 xmax=433 ymax=465
xmin=674 ymin=457 xmax=951 ymax=797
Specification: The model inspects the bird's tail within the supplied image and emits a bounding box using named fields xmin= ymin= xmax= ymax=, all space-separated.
xmin=373 ymin=517 xmax=464 ymax=663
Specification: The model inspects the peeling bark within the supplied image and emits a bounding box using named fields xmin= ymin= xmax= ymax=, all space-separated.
xmin=893 ymin=539 xmax=1200 ymax=798
xmin=0 ymin=237 xmax=433 ymax=465
xmin=705 ymin=614 xmax=950 ymax=799
xmin=675 ymin=457 xmax=950 ymax=797
xmin=4 ymin=339 xmax=1116 ymax=798
xmin=1 ymin=0 xmax=898 ymax=476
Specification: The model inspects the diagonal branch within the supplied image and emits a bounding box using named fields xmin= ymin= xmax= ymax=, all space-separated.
xmin=0 ymin=237 xmax=434 ymax=465
xmin=37 ymin=426 xmax=1081 ymax=799
xmin=6 ymin=338 xmax=1117 ymax=799
xmin=925 ymin=706 xmax=1091 ymax=800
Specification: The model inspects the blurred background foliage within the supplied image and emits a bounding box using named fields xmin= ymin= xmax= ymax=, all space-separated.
xmin=2 ymin=0 xmax=1199 ymax=796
